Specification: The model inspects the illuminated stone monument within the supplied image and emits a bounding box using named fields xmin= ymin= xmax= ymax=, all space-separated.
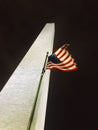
xmin=0 ymin=23 xmax=55 ymax=130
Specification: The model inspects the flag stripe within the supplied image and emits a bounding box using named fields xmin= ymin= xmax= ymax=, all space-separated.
xmin=58 ymin=59 xmax=75 ymax=67
xmin=54 ymin=48 xmax=62 ymax=55
xmin=58 ymin=50 xmax=67 ymax=59
xmin=63 ymin=55 xmax=72 ymax=63
xmin=47 ymin=44 xmax=78 ymax=72
xmin=59 ymin=51 xmax=69 ymax=61
xmin=56 ymin=49 xmax=66 ymax=58
xmin=46 ymin=64 xmax=78 ymax=72
xmin=47 ymin=61 xmax=76 ymax=69
xmin=63 ymin=59 xmax=75 ymax=67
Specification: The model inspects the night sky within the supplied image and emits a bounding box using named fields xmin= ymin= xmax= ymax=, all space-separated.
xmin=0 ymin=0 xmax=98 ymax=130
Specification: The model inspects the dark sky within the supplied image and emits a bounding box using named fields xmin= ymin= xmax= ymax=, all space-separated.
xmin=0 ymin=0 xmax=98 ymax=130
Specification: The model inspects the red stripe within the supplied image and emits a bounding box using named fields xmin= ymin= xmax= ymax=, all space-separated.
xmin=46 ymin=65 xmax=78 ymax=72
xmin=59 ymin=50 xmax=67 ymax=59
xmin=47 ymin=62 xmax=77 ymax=70
xmin=57 ymin=67 xmax=78 ymax=72
xmin=59 ymin=63 xmax=75 ymax=69
xmin=64 ymin=63 xmax=75 ymax=69
xmin=60 ymin=53 xmax=70 ymax=62
xmin=55 ymin=49 xmax=63 ymax=56
xmin=56 ymin=62 xmax=75 ymax=69
xmin=47 ymin=61 xmax=76 ymax=69
xmin=61 ymin=67 xmax=78 ymax=72
xmin=47 ymin=59 xmax=77 ymax=67
xmin=63 ymin=58 xmax=73 ymax=65
xmin=57 ymin=59 xmax=73 ymax=66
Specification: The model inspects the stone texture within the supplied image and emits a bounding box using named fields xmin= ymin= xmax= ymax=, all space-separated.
xmin=0 ymin=23 xmax=55 ymax=130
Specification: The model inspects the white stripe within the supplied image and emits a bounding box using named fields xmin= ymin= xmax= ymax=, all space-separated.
xmin=48 ymin=65 xmax=76 ymax=71
xmin=66 ymin=65 xmax=76 ymax=70
xmin=54 ymin=48 xmax=62 ymax=55
xmin=57 ymin=49 xmax=66 ymax=58
xmin=58 ymin=62 xmax=75 ymax=68
xmin=63 ymin=55 xmax=72 ymax=64
xmin=60 ymin=51 xmax=69 ymax=61
xmin=63 ymin=59 xmax=74 ymax=67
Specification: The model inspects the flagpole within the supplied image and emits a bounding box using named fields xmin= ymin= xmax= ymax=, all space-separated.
xmin=27 ymin=52 xmax=49 ymax=130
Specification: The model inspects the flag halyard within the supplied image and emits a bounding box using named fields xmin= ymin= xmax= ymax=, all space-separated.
xmin=46 ymin=44 xmax=78 ymax=72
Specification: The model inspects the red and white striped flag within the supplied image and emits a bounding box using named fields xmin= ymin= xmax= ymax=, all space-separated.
xmin=46 ymin=44 xmax=78 ymax=72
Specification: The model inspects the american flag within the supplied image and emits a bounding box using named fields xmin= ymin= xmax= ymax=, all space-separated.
xmin=46 ymin=44 xmax=78 ymax=72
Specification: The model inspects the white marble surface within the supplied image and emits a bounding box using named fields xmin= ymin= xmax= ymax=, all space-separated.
xmin=0 ymin=23 xmax=55 ymax=130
